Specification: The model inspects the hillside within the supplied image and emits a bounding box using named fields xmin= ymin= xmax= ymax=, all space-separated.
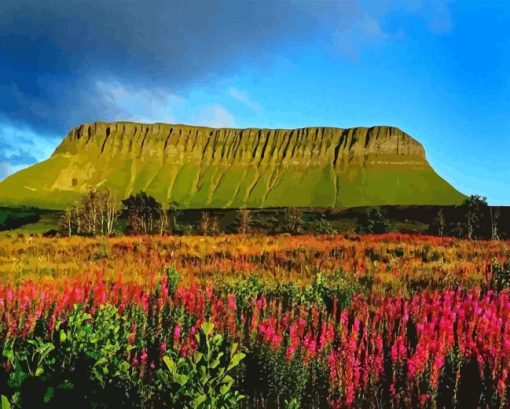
xmin=0 ymin=122 xmax=465 ymax=209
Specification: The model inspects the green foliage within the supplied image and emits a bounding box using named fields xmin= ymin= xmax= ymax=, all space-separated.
xmin=304 ymin=271 xmax=358 ymax=308
xmin=165 ymin=265 xmax=181 ymax=296
xmin=463 ymin=195 xmax=488 ymax=239
xmin=56 ymin=304 xmax=131 ymax=388
xmin=229 ymin=275 xmax=267 ymax=310
xmin=159 ymin=322 xmax=245 ymax=408
xmin=0 ymin=208 xmax=40 ymax=231
xmin=356 ymin=208 xmax=390 ymax=234
xmin=1 ymin=396 xmax=11 ymax=409
xmin=3 ymin=337 xmax=56 ymax=406
xmin=122 ymin=191 xmax=163 ymax=234
xmin=492 ymin=260 xmax=510 ymax=292
xmin=285 ymin=398 xmax=300 ymax=409
xmin=313 ymin=216 xmax=336 ymax=235
xmin=283 ymin=208 xmax=304 ymax=234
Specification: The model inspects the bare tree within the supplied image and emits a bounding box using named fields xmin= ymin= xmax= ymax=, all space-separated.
xmin=283 ymin=208 xmax=304 ymax=234
xmin=60 ymin=188 xmax=119 ymax=237
xmin=159 ymin=206 xmax=169 ymax=235
xmin=236 ymin=209 xmax=252 ymax=234
xmin=59 ymin=209 xmax=73 ymax=237
xmin=100 ymin=188 xmax=119 ymax=235
xmin=210 ymin=215 xmax=220 ymax=236
xmin=490 ymin=207 xmax=501 ymax=241
xmin=81 ymin=189 xmax=99 ymax=236
xmin=73 ymin=206 xmax=82 ymax=235
xmin=199 ymin=211 xmax=211 ymax=235
xmin=435 ymin=209 xmax=446 ymax=237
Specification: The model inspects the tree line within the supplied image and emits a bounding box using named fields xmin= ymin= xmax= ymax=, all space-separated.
xmin=429 ymin=195 xmax=502 ymax=240
xmin=59 ymin=190 xmax=505 ymax=239
xmin=357 ymin=195 xmax=503 ymax=240
xmin=59 ymin=190 xmax=259 ymax=237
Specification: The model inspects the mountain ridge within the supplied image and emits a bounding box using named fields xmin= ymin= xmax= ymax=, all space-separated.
xmin=0 ymin=121 xmax=465 ymax=209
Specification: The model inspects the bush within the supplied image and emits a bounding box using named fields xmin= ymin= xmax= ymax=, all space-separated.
xmin=159 ymin=322 xmax=245 ymax=408
xmin=314 ymin=217 xmax=336 ymax=235
xmin=356 ymin=208 xmax=390 ymax=234
xmin=491 ymin=259 xmax=510 ymax=292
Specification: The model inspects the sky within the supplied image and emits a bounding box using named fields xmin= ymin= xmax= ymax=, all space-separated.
xmin=0 ymin=0 xmax=509 ymax=204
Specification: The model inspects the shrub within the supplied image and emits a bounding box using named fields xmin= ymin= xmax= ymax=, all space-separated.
xmin=159 ymin=322 xmax=245 ymax=408
xmin=314 ymin=217 xmax=336 ymax=235
xmin=356 ymin=208 xmax=390 ymax=234
xmin=491 ymin=259 xmax=510 ymax=292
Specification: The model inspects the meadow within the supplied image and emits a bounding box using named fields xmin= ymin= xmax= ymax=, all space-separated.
xmin=0 ymin=233 xmax=509 ymax=408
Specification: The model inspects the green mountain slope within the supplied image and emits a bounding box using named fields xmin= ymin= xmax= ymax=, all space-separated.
xmin=0 ymin=122 xmax=465 ymax=209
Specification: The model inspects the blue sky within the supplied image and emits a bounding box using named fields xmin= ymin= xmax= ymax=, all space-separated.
xmin=0 ymin=0 xmax=509 ymax=204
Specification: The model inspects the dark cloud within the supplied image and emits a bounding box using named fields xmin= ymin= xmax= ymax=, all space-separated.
xmin=0 ymin=0 xmax=451 ymax=138
xmin=0 ymin=0 xmax=341 ymax=135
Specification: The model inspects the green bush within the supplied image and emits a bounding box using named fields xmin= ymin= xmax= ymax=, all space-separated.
xmin=159 ymin=322 xmax=245 ymax=409
xmin=492 ymin=259 xmax=510 ymax=292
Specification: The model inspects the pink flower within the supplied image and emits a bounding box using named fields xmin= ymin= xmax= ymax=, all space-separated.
xmin=141 ymin=350 xmax=148 ymax=364
xmin=174 ymin=325 xmax=182 ymax=342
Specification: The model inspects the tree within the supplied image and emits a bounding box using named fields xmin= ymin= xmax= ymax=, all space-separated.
xmin=209 ymin=215 xmax=220 ymax=236
xmin=490 ymin=207 xmax=501 ymax=241
xmin=159 ymin=206 xmax=169 ymax=235
xmin=463 ymin=195 xmax=488 ymax=239
xmin=283 ymin=208 xmax=304 ymax=234
xmin=100 ymin=188 xmax=119 ymax=235
xmin=236 ymin=209 xmax=252 ymax=234
xmin=199 ymin=211 xmax=211 ymax=236
xmin=433 ymin=209 xmax=446 ymax=237
xmin=198 ymin=211 xmax=220 ymax=236
xmin=356 ymin=208 xmax=390 ymax=234
xmin=122 ymin=192 xmax=163 ymax=235
xmin=81 ymin=189 xmax=100 ymax=236
xmin=72 ymin=206 xmax=82 ymax=235
xmin=58 ymin=188 xmax=119 ymax=237
xmin=168 ymin=201 xmax=183 ymax=233
xmin=59 ymin=209 xmax=73 ymax=237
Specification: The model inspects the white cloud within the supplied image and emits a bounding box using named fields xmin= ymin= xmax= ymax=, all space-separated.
xmin=228 ymin=87 xmax=262 ymax=113
xmin=0 ymin=162 xmax=10 ymax=181
xmin=96 ymin=81 xmax=237 ymax=129
xmin=193 ymin=104 xmax=237 ymax=128
xmin=96 ymin=81 xmax=184 ymax=124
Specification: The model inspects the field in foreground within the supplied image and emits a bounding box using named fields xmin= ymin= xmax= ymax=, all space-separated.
xmin=0 ymin=233 xmax=509 ymax=408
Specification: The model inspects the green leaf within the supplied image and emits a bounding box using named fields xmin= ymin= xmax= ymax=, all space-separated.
xmin=43 ymin=387 xmax=55 ymax=403
xmin=174 ymin=373 xmax=188 ymax=387
xmin=1 ymin=395 xmax=11 ymax=409
xmin=193 ymin=352 xmax=204 ymax=364
xmin=163 ymin=356 xmax=176 ymax=373
xmin=201 ymin=322 xmax=214 ymax=337
xmin=35 ymin=367 xmax=44 ymax=377
xmin=220 ymin=383 xmax=232 ymax=395
xmin=193 ymin=394 xmax=207 ymax=407
xmin=210 ymin=352 xmax=224 ymax=369
xmin=222 ymin=375 xmax=234 ymax=385
xmin=228 ymin=352 xmax=246 ymax=369
xmin=59 ymin=331 xmax=67 ymax=343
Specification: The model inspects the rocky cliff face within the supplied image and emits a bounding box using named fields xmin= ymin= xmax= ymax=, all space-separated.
xmin=0 ymin=121 xmax=465 ymax=209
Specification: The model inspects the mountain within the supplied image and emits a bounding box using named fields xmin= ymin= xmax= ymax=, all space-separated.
xmin=0 ymin=121 xmax=465 ymax=209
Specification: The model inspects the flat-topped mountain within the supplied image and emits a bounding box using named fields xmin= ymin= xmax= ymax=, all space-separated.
xmin=0 ymin=122 xmax=465 ymax=209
